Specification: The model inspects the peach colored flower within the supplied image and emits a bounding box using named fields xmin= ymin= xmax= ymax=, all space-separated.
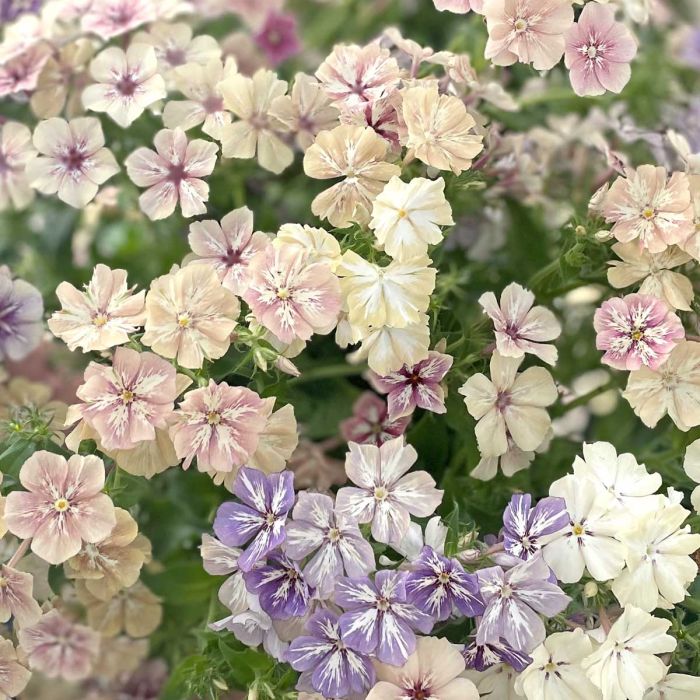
xmin=82 ymin=0 xmax=157 ymax=40
xmin=82 ymin=44 xmax=166 ymax=128
xmin=0 ymin=122 xmax=36 ymax=212
xmin=303 ymin=124 xmax=401 ymax=228
xmin=48 ymin=264 xmax=146 ymax=352
xmin=125 ymin=127 xmax=218 ymax=220
xmin=0 ymin=638 xmax=30 ymax=699
xmin=26 ymin=117 xmax=119 ymax=209
xmin=142 ymin=264 xmax=239 ymax=368
xmin=273 ymin=224 xmax=342 ymax=270
xmin=0 ymin=564 xmax=42 ymax=627
xmin=4 ymin=451 xmax=116 ymax=565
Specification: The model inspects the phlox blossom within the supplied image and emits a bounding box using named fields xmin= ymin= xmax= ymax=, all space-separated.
xmin=0 ymin=121 xmax=36 ymax=211
xmin=81 ymin=0 xmax=156 ymax=40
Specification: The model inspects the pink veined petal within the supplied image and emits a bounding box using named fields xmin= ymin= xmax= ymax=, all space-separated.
xmin=139 ymin=181 xmax=178 ymax=220
xmin=391 ymin=472 xmax=443 ymax=517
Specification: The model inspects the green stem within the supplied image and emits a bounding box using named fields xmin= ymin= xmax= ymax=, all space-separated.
xmin=554 ymin=379 xmax=619 ymax=416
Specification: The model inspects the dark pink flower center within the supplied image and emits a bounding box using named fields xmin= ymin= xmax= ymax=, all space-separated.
xmin=202 ymin=95 xmax=224 ymax=114
xmin=61 ymin=147 xmax=87 ymax=173
xmin=116 ymin=74 xmax=138 ymax=96
xmin=168 ymin=162 xmax=189 ymax=183
xmin=223 ymin=248 xmax=242 ymax=266
xmin=164 ymin=47 xmax=187 ymax=67
xmin=496 ymin=391 xmax=511 ymax=411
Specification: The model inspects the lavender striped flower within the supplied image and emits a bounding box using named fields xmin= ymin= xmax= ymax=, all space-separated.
xmin=335 ymin=570 xmax=433 ymax=666
xmin=462 ymin=637 xmax=532 ymax=672
xmin=243 ymin=552 xmax=312 ymax=620
xmin=404 ymin=546 xmax=485 ymax=622
xmin=213 ymin=467 xmax=294 ymax=572
xmin=287 ymin=610 xmax=375 ymax=698
xmin=502 ymin=493 xmax=569 ymax=560
xmin=0 ymin=271 xmax=43 ymax=363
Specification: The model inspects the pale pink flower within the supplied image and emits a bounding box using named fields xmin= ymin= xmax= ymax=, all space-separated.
xmin=564 ymin=2 xmax=637 ymax=97
xmin=18 ymin=609 xmax=99 ymax=681
xmin=601 ymin=166 xmax=695 ymax=253
xmin=69 ymin=347 xmax=179 ymax=451
xmin=483 ymin=0 xmax=574 ymax=70
xmin=340 ymin=392 xmax=410 ymax=447
xmin=0 ymin=638 xmax=30 ymax=699
xmin=125 ymin=127 xmax=218 ymax=220
xmin=0 ymin=564 xmax=42 ymax=627
xmin=433 ymin=0 xmax=483 ymax=12
xmin=82 ymin=0 xmax=157 ymax=40
xmin=0 ymin=43 xmax=50 ymax=97
xmin=316 ymin=43 xmax=400 ymax=113
xmin=82 ymin=44 xmax=166 ymax=128
xmin=26 ymin=117 xmax=119 ymax=209
xmin=142 ymin=264 xmax=239 ymax=368
xmin=594 ymin=293 xmax=684 ymax=371
xmin=4 ymin=451 xmax=116 ymax=565
xmin=242 ymin=243 xmax=342 ymax=344
xmin=170 ymin=380 xmax=267 ymax=472
xmin=48 ymin=264 xmax=146 ymax=353
xmin=0 ymin=121 xmax=36 ymax=212
xmin=187 ymin=206 xmax=270 ymax=295
xmin=479 ymin=282 xmax=561 ymax=366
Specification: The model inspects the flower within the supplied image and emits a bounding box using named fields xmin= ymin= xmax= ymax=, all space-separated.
xmin=645 ymin=674 xmax=700 ymax=700
xmin=601 ymin=166 xmax=695 ymax=253
xmin=514 ymin=629 xmax=600 ymax=700
xmin=623 ymin=340 xmax=700 ymax=430
xmin=0 ymin=639 xmax=30 ymax=699
xmin=564 ymin=2 xmax=637 ymax=97
xmin=404 ymin=545 xmax=485 ymax=621
xmin=335 ymin=437 xmax=443 ymax=546
xmin=463 ymin=637 xmax=532 ymax=673
xmin=142 ymin=264 xmax=239 ymax=368
xmin=369 ymin=349 xmax=453 ymax=419
xmin=502 ymin=493 xmax=569 ymax=561
xmin=607 ymin=242 xmax=694 ymax=311
xmin=4 ymin=451 xmax=116 ymax=565
xmin=471 ymin=438 xmax=540 ymax=481
xmin=0 ymin=564 xmax=41 ymax=627
xmin=476 ymin=555 xmax=571 ymax=652
xmin=219 ymin=68 xmax=293 ymax=174
xmin=340 ymin=392 xmax=410 ymax=446
xmin=542 ymin=474 xmax=626 ymax=583
xmin=26 ymin=117 xmax=119 ymax=208
xmin=286 ymin=491 xmax=375 ymax=598
xmin=482 ymin=0 xmax=574 ymax=70
xmin=273 ymin=223 xmax=342 ymax=270
xmin=169 ymin=380 xmax=267 ymax=471
xmin=0 ymin=42 xmax=50 ymax=98
xmin=433 ymin=0 xmax=481 ymax=12
xmin=201 ymin=533 xmax=247 ymax=615
xmin=0 ymin=271 xmax=43 ymax=362
xmin=287 ymin=438 xmax=346 ymax=492
xmin=287 ymin=610 xmax=375 ymax=698
xmin=479 ymin=282 xmax=561 ymax=366
xmin=82 ymin=44 xmax=166 ymax=128
xmin=247 ymin=400 xmax=299 ymax=475
xmin=253 ymin=11 xmax=301 ymax=66
xmin=369 ymin=177 xmax=454 ymax=261
xmin=315 ymin=43 xmax=400 ymax=113
xmin=402 ymin=85 xmax=483 ymax=174
xmin=48 ymin=264 xmax=146 ymax=353
xmin=303 ymin=124 xmax=401 ymax=228
xmin=0 ymin=121 xmax=36 ymax=211
xmin=213 ymin=467 xmax=295 ymax=572
xmin=683 ymin=439 xmax=700 ymax=512
xmin=18 ymin=609 xmax=100 ymax=681
xmin=335 ymin=571 xmax=433 ymax=666
xmin=594 ymin=293 xmax=684 ymax=371
xmin=82 ymin=0 xmax=156 ymax=40
xmin=582 ymin=606 xmax=676 ymax=700
xmin=125 ymin=127 xmax=218 ymax=220
xmin=368 ymin=636 xmax=479 ymax=700
xmin=458 ymin=352 xmax=558 ymax=457
xmin=242 ymin=243 xmax=341 ymax=344
xmin=243 ymin=552 xmax=311 ymax=620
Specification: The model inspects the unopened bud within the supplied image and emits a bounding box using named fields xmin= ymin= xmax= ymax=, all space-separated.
xmin=583 ymin=581 xmax=599 ymax=599
xmin=574 ymin=225 xmax=587 ymax=237
xmin=253 ymin=348 xmax=268 ymax=372
xmin=212 ymin=678 xmax=228 ymax=691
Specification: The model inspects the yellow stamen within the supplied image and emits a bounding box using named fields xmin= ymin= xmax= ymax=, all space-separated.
xmin=92 ymin=314 xmax=108 ymax=327
xmin=54 ymin=498 xmax=70 ymax=512
xmin=121 ymin=390 xmax=134 ymax=403
xmin=642 ymin=207 xmax=655 ymax=220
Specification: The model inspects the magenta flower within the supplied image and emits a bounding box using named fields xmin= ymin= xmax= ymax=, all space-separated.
xmin=594 ymin=293 xmax=685 ymax=371
xmin=0 ymin=564 xmax=42 ymax=627
xmin=4 ymin=451 xmax=116 ymax=565
xmin=18 ymin=609 xmax=100 ymax=681
xmin=169 ymin=380 xmax=267 ymax=472
xmin=254 ymin=11 xmax=301 ymax=66
xmin=369 ymin=350 xmax=454 ymax=419
xmin=340 ymin=392 xmax=410 ymax=446
xmin=70 ymin=346 xmax=179 ymax=451
xmin=564 ymin=3 xmax=637 ymax=97
xmin=125 ymin=127 xmax=218 ymax=220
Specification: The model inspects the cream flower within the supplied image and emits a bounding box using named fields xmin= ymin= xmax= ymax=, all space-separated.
xmin=644 ymin=674 xmax=700 ymax=700
xmin=683 ymin=439 xmax=700 ymax=512
xmin=0 ymin=121 xmax=36 ymax=212
xmin=0 ymin=638 xmax=30 ymax=700
xmin=142 ymin=264 xmax=239 ymax=369
xmin=303 ymin=124 xmax=401 ymax=228
xmin=458 ymin=352 xmax=558 ymax=457
xmin=273 ymin=224 xmax=342 ymax=270
xmin=369 ymin=176 xmax=454 ymax=261
xmin=402 ymin=85 xmax=483 ymax=174
xmin=219 ymin=68 xmax=293 ymax=174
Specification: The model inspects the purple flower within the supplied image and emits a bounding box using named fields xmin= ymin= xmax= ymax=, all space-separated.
xmin=243 ymin=552 xmax=312 ymax=620
xmin=462 ymin=637 xmax=532 ymax=672
xmin=253 ymin=11 xmax=301 ymax=66
xmin=0 ymin=270 xmax=43 ymax=363
xmin=0 ymin=0 xmax=42 ymax=22
xmin=286 ymin=492 xmax=375 ymax=599
xmin=213 ymin=467 xmax=294 ymax=572
xmin=404 ymin=546 xmax=485 ymax=622
xmin=335 ymin=571 xmax=433 ymax=666
xmin=681 ymin=27 xmax=700 ymax=71
xmin=476 ymin=555 xmax=571 ymax=653
xmin=287 ymin=610 xmax=375 ymax=698
xmin=502 ymin=494 xmax=569 ymax=561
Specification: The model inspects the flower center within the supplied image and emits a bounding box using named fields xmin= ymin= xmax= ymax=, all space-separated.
xmin=374 ymin=486 xmax=389 ymax=501
xmin=631 ymin=329 xmax=644 ymax=342
xmin=437 ymin=571 xmax=451 ymax=585
xmin=177 ymin=313 xmax=191 ymax=328
xmin=397 ymin=209 xmax=408 ymax=219
xmin=327 ymin=527 xmax=341 ymax=543
xmin=121 ymin=389 xmax=134 ymax=404
xmin=61 ymin=147 xmax=86 ymax=173
xmin=377 ymin=597 xmax=390 ymax=612
xmin=92 ymin=314 xmax=109 ymax=327
xmin=642 ymin=207 xmax=655 ymax=220
xmin=54 ymin=497 xmax=70 ymax=512
xmin=168 ymin=162 xmax=189 ymax=183
xmin=501 ymin=583 xmax=513 ymax=598
xmin=544 ymin=660 xmax=557 ymax=673
xmin=164 ymin=47 xmax=187 ymax=67
xmin=116 ymin=74 xmax=138 ymax=97
xmin=0 ymin=577 xmax=8 ymax=588
xmin=409 ymin=684 xmax=431 ymax=700
xmin=276 ymin=287 xmax=291 ymax=300
xmin=207 ymin=411 xmax=221 ymax=425
xmin=495 ymin=391 xmax=511 ymax=411
xmin=514 ymin=18 xmax=528 ymax=32
xmin=572 ymin=523 xmax=585 ymax=536
xmin=265 ymin=512 xmax=276 ymax=527
xmin=585 ymin=45 xmax=598 ymax=59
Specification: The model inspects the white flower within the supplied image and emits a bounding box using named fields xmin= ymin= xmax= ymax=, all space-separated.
xmin=682 ymin=438 xmax=700 ymax=513
xmin=464 ymin=663 xmax=521 ymax=700
xmin=369 ymin=176 xmax=454 ymax=261
xmin=543 ymin=474 xmax=626 ymax=583
xmin=644 ymin=673 xmax=700 ymax=700
xmin=582 ymin=606 xmax=677 ymax=700
xmin=515 ymin=629 xmax=601 ymax=700
xmin=273 ymin=224 xmax=341 ymax=271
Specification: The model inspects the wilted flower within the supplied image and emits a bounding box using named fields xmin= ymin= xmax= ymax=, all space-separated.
xmin=339 ymin=391 xmax=410 ymax=446
xmin=0 ymin=564 xmax=42 ymax=626
xmin=0 ymin=271 xmax=43 ymax=363
xmin=0 ymin=638 xmax=30 ymax=699
xmin=253 ymin=11 xmax=301 ymax=66
xmin=82 ymin=0 xmax=157 ymax=40
xmin=0 ymin=121 xmax=36 ymax=211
